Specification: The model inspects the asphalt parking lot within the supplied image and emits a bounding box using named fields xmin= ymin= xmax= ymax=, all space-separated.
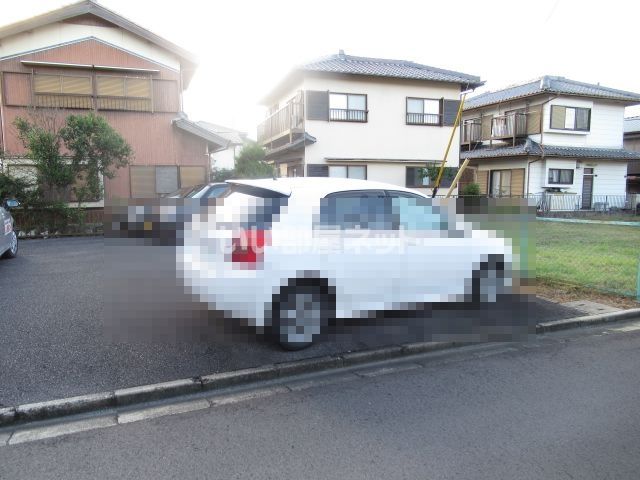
xmin=0 ymin=236 xmax=582 ymax=406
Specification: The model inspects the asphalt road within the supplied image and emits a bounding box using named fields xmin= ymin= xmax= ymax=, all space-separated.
xmin=2 ymin=321 xmax=639 ymax=479
xmin=0 ymin=236 xmax=581 ymax=406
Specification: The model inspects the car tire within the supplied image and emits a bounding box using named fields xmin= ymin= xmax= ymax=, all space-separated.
xmin=272 ymin=283 xmax=333 ymax=351
xmin=2 ymin=231 xmax=18 ymax=259
xmin=471 ymin=254 xmax=506 ymax=304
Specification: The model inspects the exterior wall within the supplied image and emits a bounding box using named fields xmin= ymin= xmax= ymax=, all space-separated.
xmin=535 ymin=97 xmax=624 ymax=148
xmin=0 ymin=21 xmax=180 ymax=71
xmin=303 ymin=74 xmax=460 ymax=170
xmin=212 ymin=145 xmax=240 ymax=171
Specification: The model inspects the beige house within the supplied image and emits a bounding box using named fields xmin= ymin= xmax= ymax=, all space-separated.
xmin=460 ymin=76 xmax=640 ymax=208
xmin=257 ymin=51 xmax=482 ymax=194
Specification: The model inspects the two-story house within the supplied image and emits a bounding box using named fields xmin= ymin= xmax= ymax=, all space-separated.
xmin=257 ymin=51 xmax=483 ymax=193
xmin=460 ymin=76 xmax=640 ymax=208
xmin=0 ymin=0 xmax=228 ymax=202
xmin=623 ymin=117 xmax=640 ymax=193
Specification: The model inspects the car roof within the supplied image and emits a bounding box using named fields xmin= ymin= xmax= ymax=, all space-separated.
xmin=226 ymin=177 xmax=427 ymax=198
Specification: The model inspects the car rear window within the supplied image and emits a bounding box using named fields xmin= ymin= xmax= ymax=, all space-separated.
xmin=219 ymin=184 xmax=288 ymax=229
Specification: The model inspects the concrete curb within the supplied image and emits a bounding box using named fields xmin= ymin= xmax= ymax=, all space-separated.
xmin=1 ymin=309 xmax=638 ymax=429
xmin=536 ymin=308 xmax=640 ymax=333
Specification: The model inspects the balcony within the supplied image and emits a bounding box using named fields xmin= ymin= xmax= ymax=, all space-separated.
xmin=491 ymin=113 xmax=527 ymax=140
xmin=461 ymin=118 xmax=481 ymax=144
xmin=330 ymin=108 xmax=367 ymax=122
xmin=406 ymin=112 xmax=440 ymax=126
xmin=257 ymin=91 xmax=304 ymax=146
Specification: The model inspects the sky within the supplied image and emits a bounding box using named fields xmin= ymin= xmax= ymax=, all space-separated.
xmin=3 ymin=0 xmax=640 ymax=138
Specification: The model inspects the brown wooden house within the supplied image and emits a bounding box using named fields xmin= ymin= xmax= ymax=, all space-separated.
xmin=0 ymin=0 xmax=227 ymax=203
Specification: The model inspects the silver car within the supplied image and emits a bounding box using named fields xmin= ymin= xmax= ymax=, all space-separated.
xmin=0 ymin=199 xmax=19 ymax=259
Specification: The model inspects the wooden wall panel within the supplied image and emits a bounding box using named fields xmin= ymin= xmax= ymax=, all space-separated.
xmin=511 ymin=168 xmax=525 ymax=196
xmin=527 ymin=105 xmax=542 ymax=134
xmin=153 ymin=80 xmax=179 ymax=112
xmin=477 ymin=170 xmax=489 ymax=195
xmin=2 ymin=72 xmax=31 ymax=106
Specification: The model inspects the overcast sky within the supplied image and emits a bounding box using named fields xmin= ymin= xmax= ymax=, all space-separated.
xmin=4 ymin=0 xmax=640 ymax=137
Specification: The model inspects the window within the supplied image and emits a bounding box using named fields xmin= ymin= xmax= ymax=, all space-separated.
xmin=96 ymin=75 xmax=152 ymax=112
xmin=329 ymin=165 xmax=367 ymax=179
xmin=392 ymin=197 xmax=448 ymax=231
xmin=406 ymin=97 xmax=441 ymax=125
xmin=548 ymin=168 xmax=574 ymax=184
xmin=490 ymin=170 xmax=512 ymax=197
xmin=317 ymin=192 xmax=392 ymax=231
xmin=550 ymin=106 xmax=591 ymax=131
xmin=33 ymin=74 xmax=93 ymax=109
xmin=329 ymin=93 xmax=367 ymax=122
xmin=406 ymin=167 xmax=430 ymax=188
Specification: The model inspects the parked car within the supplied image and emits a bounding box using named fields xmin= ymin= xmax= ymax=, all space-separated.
xmin=0 ymin=199 xmax=19 ymax=259
xmin=177 ymin=178 xmax=515 ymax=350
xmin=106 ymin=183 xmax=229 ymax=245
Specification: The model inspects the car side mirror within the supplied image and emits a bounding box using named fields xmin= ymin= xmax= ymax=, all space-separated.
xmin=4 ymin=199 xmax=20 ymax=209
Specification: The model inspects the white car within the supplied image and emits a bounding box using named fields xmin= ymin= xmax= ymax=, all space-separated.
xmin=177 ymin=178 xmax=514 ymax=350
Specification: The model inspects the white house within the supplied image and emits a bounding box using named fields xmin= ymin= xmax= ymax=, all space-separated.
xmin=197 ymin=121 xmax=249 ymax=172
xmin=460 ymin=76 xmax=640 ymax=209
xmin=257 ymin=51 xmax=483 ymax=194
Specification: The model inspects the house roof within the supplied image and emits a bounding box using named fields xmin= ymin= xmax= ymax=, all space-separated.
xmin=196 ymin=122 xmax=248 ymax=145
xmin=460 ymin=138 xmax=640 ymax=160
xmin=0 ymin=0 xmax=197 ymax=78
xmin=624 ymin=116 xmax=640 ymax=134
xmin=261 ymin=51 xmax=483 ymax=105
xmin=465 ymin=76 xmax=640 ymax=110
xmin=172 ymin=116 xmax=229 ymax=150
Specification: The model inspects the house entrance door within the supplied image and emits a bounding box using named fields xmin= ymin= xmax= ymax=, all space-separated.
xmin=581 ymin=168 xmax=594 ymax=209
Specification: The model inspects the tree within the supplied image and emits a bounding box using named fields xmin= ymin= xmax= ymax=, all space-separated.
xmin=461 ymin=182 xmax=481 ymax=196
xmin=233 ymin=142 xmax=274 ymax=179
xmin=14 ymin=112 xmax=132 ymax=203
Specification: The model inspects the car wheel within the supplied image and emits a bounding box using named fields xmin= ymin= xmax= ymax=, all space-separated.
xmin=471 ymin=255 xmax=506 ymax=304
xmin=2 ymin=231 xmax=18 ymax=259
xmin=272 ymin=284 xmax=332 ymax=350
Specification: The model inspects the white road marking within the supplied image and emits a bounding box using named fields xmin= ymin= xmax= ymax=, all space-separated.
xmin=118 ymin=399 xmax=210 ymax=425
xmin=9 ymin=416 xmax=117 ymax=445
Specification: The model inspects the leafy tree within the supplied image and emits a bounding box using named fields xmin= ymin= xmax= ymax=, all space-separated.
xmin=211 ymin=168 xmax=235 ymax=182
xmin=233 ymin=142 xmax=274 ymax=179
xmin=14 ymin=112 xmax=132 ymax=204
xmin=0 ymin=172 xmax=37 ymax=206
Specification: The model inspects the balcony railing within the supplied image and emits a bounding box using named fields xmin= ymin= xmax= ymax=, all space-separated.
xmin=406 ymin=112 xmax=440 ymax=125
xmin=491 ymin=113 xmax=527 ymax=139
xmin=329 ymin=108 xmax=367 ymax=122
xmin=257 ymin=91 xmax=305 ymax=145
xmin=461 ymin=119 xmax=481 ymax=144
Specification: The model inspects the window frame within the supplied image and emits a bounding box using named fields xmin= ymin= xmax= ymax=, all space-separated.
xmin=328 ymin=165 xmax=368 ymax=180
xmin=549 ymin=105 xmax=591 ymax=132
xmin=547 ymin=168 xmax=575 ymax=185
xmin=328 ymin=92 xmax=368 ymax=123
xmin=405 ymin=97 xmax=442 ymax=126
xmin=489 ymin=169 xmax=513 ymax=197
xmin=405 ymin=166 xmax=431 ymax=188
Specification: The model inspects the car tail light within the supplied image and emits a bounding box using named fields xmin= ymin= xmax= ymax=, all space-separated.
xmin=231 ymin=229 xmax=270 ymax=264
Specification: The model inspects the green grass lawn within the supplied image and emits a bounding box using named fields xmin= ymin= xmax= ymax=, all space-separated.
xmin=535 ymin=220 xmax=640 ymax=297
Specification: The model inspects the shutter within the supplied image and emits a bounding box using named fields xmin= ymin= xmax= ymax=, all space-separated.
xmin=511 ymin=168 xmax=525 ymax=196
xmin=130 ymin=166 xmax=156 ymax=198
xmin=307 ymin=164 xmax=329 ymax=177
xmin=406 ymin=167 xmax=413 ymax=187
xmin=126 ymin=78 xmax=151 ymax=98
xmin=550 ymin=105 xmax=565 ymax=129
xmin=179 ymin=166 xmax=206 ymax=188
xmin=62 ymin=76 xmax=92 ymax=95
xmin=155 ymin=166 xmax=178 ymax=194
xmin=97 ymin=76 xmax=125 ymax=97
xmin=477 ymin=170 xmax=489 ymax=195
xmin=526 ymin=105 xmax=542 ymax=134
xmin=305 ymin=90 xmax=329 ymax=120
xmin=442 ymin=99 xmax=461 ymax=126
xmin=34 ymin=75 xmax=61 ymax=93
xmin=481 ymin=115 xmax=492 ymax=140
